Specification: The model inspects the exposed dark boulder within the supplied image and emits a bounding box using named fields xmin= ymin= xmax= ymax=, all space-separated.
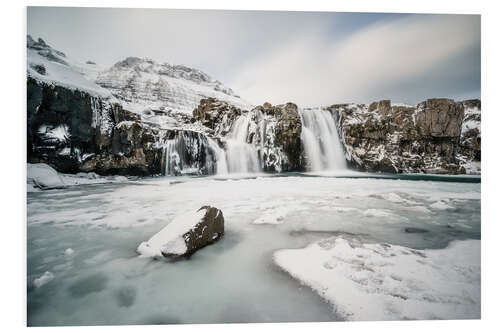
xmin=137 ymin=206 xmax=225 ymax=258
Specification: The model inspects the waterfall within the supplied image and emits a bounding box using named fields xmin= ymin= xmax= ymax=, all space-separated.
xmin=299 ymin=108 xmax=346 ymax=171
xmin=162 ymin=107 xmax=347 ymax=176
xmin=225 ymin=113 xmax=261 ymax=173
xmin=207 ymin=137 xmax=228 ymax=175
xmin=163 ymin=131 xmax=228 ymax=176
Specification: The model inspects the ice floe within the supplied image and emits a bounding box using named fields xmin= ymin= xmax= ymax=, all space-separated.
xmin=274 ymin=237 xmax=480 ymax=321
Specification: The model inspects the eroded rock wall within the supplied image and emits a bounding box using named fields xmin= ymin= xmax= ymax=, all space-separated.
xmin=329 ymin=98 xmax=480 ymax=174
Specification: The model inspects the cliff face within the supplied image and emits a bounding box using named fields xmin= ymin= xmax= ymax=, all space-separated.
xmin=27 ymin=77 xmax=165 ymax=175
xmin=329 ymin=98 xmax=480 ymax=174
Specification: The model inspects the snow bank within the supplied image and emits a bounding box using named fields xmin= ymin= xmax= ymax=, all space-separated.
xmin=27 ymin=163 xmax=66 ymax=190
xmin=27 ymin=163 xmax=129 ymax=191
xmin=137 ymin=208 xmax=208 ymax=258
xmin=33 ymin=271 xmax=55 ymax=288
xmin=274 ymin=237 xmax=480 ymax=321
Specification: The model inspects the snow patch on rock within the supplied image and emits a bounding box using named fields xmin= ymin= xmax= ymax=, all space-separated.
xmin=137 ymin=208 xmax=208 ymax=258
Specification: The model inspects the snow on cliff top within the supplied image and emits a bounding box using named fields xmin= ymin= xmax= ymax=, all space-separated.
xmin=27 ymin=36 xmax=113 ymax=98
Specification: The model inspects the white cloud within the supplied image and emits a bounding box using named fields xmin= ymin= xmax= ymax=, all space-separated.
xmin=230 ymin=14 xmax=480 ymax=106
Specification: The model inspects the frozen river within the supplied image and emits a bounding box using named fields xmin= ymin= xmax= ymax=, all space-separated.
xmin=27 ymin=173 xmax=481 ymax=325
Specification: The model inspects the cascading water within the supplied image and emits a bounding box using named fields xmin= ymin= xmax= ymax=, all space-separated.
xmin=207 ymin=137 xmax=228 ymax=175
xmin=163 ymin=130 xmax=228 ymax=176
xmin=299 ymin=108 xmax=347 ymax=171
xmin=225 ymin=113 xmax=261 ymax=173
xmin=162 ymin=107 xmax=346 ymax=176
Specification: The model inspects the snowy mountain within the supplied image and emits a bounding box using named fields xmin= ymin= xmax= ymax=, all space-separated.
xmin=27 ymin=35 xmax=113 ymax=98
xmin=94 ymin=57 xmax=253 ymax=122
xmin=27 ymin=35 xmax=252 ymax=120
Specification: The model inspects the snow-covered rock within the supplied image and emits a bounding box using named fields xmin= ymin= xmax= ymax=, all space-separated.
xmin=27 ymin=163 xmax=66 ymax=189
xmin=274 ymin=237 xmax=480 ymax=321
xmin=33 ymin=271 xmax=55 ymax=288
xmin=458 ymin=100 xmax=481 ymax=173
xmin=137 ymin=206 xmax=224 ymax=258
xmin=329 ymin=98 xmax=480 ymax=174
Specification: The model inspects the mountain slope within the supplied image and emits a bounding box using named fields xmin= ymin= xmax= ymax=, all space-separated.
xmin=27 ymin=35 xmax=113 ymax=98
xmin=95 ymin=56 xmax=253 ymax=119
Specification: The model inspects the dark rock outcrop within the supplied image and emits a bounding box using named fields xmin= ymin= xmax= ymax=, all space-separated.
xmin=458 ymin=100 xmax=481 ymax=163
xmin=329 ymin=98 xmax=479 ymax=174
xmin=192 ymin=97 xmax=242 ymax=136
xmin=27 ymin=77 xmax=164 ymax=176
xmin=256 ymin=102 xmax=304 ymax=171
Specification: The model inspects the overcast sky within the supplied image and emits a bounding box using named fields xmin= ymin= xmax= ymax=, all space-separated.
xmin=27 ymin=7 xmax=480 ymax=106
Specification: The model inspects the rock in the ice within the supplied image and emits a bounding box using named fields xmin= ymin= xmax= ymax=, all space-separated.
xmin=137 ymin=206 xmax=224 ymax=258
xmin=27 ymin=163 xmax=66 ymax=189
xmin=33 ymin=271 xmax=54 ymax=288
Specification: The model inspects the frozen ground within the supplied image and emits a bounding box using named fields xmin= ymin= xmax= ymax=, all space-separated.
xmin=27 ymin=174 xmax=480 ymax=325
